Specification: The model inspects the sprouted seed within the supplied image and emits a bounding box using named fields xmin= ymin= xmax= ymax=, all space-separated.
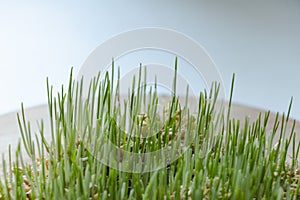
xmin=0 ymin=59 xmax=299 ymax=200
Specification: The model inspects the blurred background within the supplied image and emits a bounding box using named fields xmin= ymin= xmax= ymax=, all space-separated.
xmin=0 ymin=0 xmax=299 ymax=120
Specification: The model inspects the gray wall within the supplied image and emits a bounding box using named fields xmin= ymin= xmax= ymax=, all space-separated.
xmin=0 ymin=1 xmax=299 ymax=119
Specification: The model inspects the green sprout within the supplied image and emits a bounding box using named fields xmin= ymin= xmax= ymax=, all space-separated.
xmin=0 ymin=59 xmax=299 ymax=200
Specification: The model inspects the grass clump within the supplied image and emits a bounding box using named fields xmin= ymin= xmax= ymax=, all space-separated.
xmin=0 ymin=60 xmax=300 ymax=199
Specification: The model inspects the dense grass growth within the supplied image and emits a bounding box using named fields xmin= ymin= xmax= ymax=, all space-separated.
xmin=0 ymin=61 xmax=300 ymax=199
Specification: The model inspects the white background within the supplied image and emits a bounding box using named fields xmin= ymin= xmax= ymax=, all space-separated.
xmin=0 ymin=1 xmax=299 ymax=120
